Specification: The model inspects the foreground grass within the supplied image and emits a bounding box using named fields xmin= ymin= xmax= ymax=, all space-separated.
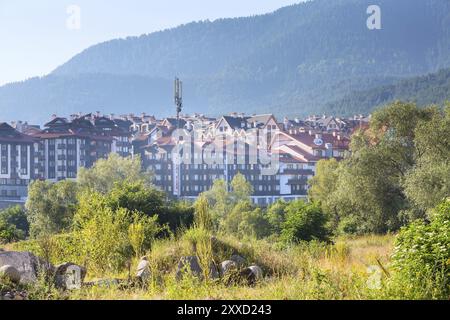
xmin=64 ymin=234 xmax=394 ymax=300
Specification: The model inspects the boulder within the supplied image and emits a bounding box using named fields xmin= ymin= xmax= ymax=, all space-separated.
xmin=54 ymin=262 xmax=87 ymax=290
xmin=176 ymin=256 xmax=219 ymax=281
xmin=230 ymin=254 xmax=246 ymax=267
xmin=0 ymin=251 xmax=52 ymax=284
xmin=219 ymin=260 xmax=237 ymax=276
xmin=240 ymin=265 xmax=263 ymax=285
xmin=0 ymin=265 xmax=21 ymax=284
xmin=136 ymin=257 xmax=151 ymax=283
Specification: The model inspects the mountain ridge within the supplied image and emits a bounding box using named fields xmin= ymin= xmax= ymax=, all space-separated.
xmin=1 ymin=0 xmax=450 ymax=124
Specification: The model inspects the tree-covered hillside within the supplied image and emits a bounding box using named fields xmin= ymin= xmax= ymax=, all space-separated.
xmin=326 ymin=68 xmax=450 ymax=116
xmin=1 ymin=0 xmax=450 ymax=124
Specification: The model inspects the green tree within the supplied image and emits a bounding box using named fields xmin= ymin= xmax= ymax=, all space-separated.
xmin=220 ymin=201 xmax=270 ymax=239
xmin=281 ymin=201 xmax=330 ymax=243
xmin=229 ymin=173 xmax=253 ymax=205
xmin=322 ymin=102 xmax=436 ymax=233
xmin=403 ymin=105 xmax=450 ymax=214
xmin=26 ymin=180 xmax=78 ymax=238
xmin=266 ymin=199 xmax=288 ymax=234
xmin=0 ymin=220 xmax=24 ymax=244
xmin=106 ymin=181 xmax=165 ymax=217
xmin=77 ymin=153 xmax=152 ymax=194
xmin=0 ymin=205 xmax=29 ymax=236
xmin=308 ymin=158 xmax=341 ymax=228
xmin=203 ymin=179 xmax=229 ymax=224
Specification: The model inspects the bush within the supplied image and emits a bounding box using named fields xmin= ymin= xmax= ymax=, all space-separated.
xmin=0 ymin=219 xmax=25 ymax=244
xmin=389 ymin=199 xmax=450 ymax=299
xmin=220 ymin=201 xmax=271 ymax=239
xmin=337 ymin=215 xmax=360 ymax=235
xmin=281 ymin=201 xmax=331 ymax=244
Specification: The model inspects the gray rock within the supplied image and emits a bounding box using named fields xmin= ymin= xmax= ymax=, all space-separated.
xmin=248 ymin=265 xmax=263 ymax=280
xmin=230 ymin=254 xmax=246 ymax=267
xmin=176 ymin=256 xmax=202 ymax=281
xmin=176 ymin=256 xmax=219 ymax=281
xmin=54 ymin=262 xmax=87 ymax=290
xmin=2 ymin=292 xmax=14 ymax=300
xmin=136 ymin=257 xmax=151 ymax=282
xmin=0 ymin=251 xmax=52 ymax=284
xmin=84 ymin=278 xmax=122 ymax=288
xmin=240 ymin=265 xmax=264 ymax=285
xmin=219 ymin=260 xmax=237 ymax=276
xmin=209 ymin=263 xmax=219 ymax=279
xmin=0 ymin=265 xmax=21 ymax=284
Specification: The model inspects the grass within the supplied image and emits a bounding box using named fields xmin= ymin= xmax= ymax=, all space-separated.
xmin=2 ymin=233 xmax=396 ymax=300
xmin=62 ymin=234 xmax=395 ymax=300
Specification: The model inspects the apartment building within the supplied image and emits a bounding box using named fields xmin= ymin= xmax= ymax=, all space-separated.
xmin=30 ymin=113 xmax=132 ymax=181
xmin=0 ymin=123 xmax=35 ymax=201
xmin=135 ymin=113 xmax=352 ymax=205
xmin=0 ymin=111 xmax=360 ymax=206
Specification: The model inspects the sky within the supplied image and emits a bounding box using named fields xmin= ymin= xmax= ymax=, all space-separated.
xmin=0 ymin=0 xmax=302 ymax=86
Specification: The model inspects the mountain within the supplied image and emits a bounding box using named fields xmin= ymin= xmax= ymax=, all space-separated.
xmin=1 ymin=0 xmax=450 ymax=124
xmin=325 ymin=68 xmax=450 ymax=115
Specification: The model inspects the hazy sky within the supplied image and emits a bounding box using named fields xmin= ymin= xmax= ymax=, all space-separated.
xmin=0 ymin=0 xmax=302 ymax=86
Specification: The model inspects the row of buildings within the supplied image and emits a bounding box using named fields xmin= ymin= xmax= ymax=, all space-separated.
xmin=0 ymin=112 xmax=368 ymax=207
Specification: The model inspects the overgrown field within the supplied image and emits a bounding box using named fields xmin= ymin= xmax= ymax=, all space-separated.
xmin=9 ymin=234 xmax=397 ymax=300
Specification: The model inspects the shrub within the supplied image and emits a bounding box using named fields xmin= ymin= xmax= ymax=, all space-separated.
xmin=389 ymin=199 xmax=450 ymax=299
xmin=337 ymin=215 xmax=360 ymax=235
xmin=0 ymin=205 xmax=29 ymax=236
xmin=281 ymin=201 xmax=331 ymax=244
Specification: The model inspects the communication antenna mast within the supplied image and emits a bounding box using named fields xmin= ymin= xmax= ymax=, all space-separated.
xmin=173 ymin=77 xmax=183 ymax=198
xmin=174 ymin=77 xmax=183 ymax=128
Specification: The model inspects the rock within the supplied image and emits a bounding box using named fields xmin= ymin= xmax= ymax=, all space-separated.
xmin=2 ymin=292 xmax=14 ymax=300
xmin=176 ymin=256 xmax=202 ymax=281
xmin=230 ymin=254 xmax=246 ymax=267
xmin=209 ymin=263 xmax=219 ymax=279
xmin=176 ymin=256 xmax=219 ymax=281
xmin=136 ymin=257 xmax=151 ymax=283
xmin=0 ymin=265 xmax=21 ymax=284
xmin=219 ymin=260 xmax=237 ymax=276
xmin=54 ymin=262 xmax=87 ymax=290
xmin=248 ymin=265 xmax=263 ymax=280
xmin=0 ymin=251 xmax=52 ymax=284
xmin=240 ymin=265 xmax=263 ymax=285
xmin=84 ymin=278 xmax=122 ymax=288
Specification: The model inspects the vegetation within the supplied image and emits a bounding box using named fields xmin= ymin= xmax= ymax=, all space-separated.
xmin=0 ymin=205 xmax=29 ymax=243
xmin=327 ymin=68 xmax=450 ymax=116
xmin=309 ymin=102 xmax=450 ymax=234
xmin=1 ymin=102 xmax=449 ymax=300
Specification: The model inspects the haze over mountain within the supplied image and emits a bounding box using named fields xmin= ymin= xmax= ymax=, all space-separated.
xmin=1 ymin=0 xmax=450 ymax=124
xmin=326 ymin=67 xmax=450 ymax=115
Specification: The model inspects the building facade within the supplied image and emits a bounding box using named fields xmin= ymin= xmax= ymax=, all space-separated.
xmin=0 ymin=111 xmax=363 ymax=207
